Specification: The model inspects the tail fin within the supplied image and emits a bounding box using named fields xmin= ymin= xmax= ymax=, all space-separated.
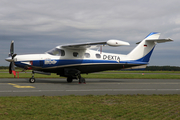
xmin=127 ymin=32 xmax=173 ymax=63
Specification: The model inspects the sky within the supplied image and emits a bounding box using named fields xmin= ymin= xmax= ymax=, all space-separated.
xmin=0 ymin=0 xmax=179 ymax=66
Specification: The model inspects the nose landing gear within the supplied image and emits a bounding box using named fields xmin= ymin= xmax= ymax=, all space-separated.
xmin=29 ymin=71 xmax=36 ymax=83
xmin=29 ymin=77 xmax=36 ymax=83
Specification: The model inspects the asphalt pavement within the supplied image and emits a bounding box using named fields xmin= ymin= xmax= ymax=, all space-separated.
xmin=0 ymin=78 xmax=180 ymax=96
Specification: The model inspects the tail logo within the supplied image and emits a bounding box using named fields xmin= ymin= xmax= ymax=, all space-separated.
xmin=44 ymin=59 xmax=57 ymax=65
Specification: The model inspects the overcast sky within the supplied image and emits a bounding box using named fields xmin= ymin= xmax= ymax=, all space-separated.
xmin=0 ymin=0 xmax=179 ymax=66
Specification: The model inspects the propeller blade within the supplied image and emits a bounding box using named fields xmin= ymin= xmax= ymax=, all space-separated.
xmin=12 ymin=54 xmax=17 ymax=59
xmin=9 ymin=62 xmax=16 ymax=76
xmin=11 ymin=62 xmax=15 ymax=71
xmin=8 ymin=41 xmax=17 ymax=77
xmin=10 ymin=41 xmax=14 ymax=57
xmin=9 ymin=62 xmax=12 ymax=74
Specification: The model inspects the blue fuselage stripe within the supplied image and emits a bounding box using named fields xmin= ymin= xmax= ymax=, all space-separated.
xmin=15 ymin=59 xmax=148 ymax=69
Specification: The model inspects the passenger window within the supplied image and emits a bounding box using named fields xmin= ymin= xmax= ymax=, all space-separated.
xmin=73 ymin=52 xmax=78 ymax=57
xmin=96 ymin=54 xmax=101 ymax=58
xmin=84 ymin=53 xmax=90 ymax=58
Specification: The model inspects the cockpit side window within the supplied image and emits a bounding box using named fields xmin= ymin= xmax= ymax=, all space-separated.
xmin=47 ymin=48 xmax=65 ymax=56
xmin=61 ymin=50 xmax=65 ymax=56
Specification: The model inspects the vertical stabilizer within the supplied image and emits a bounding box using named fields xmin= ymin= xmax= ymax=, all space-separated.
xmin=127 ymin=32 xmax=173 ymax=63
xmin=144 ymin=32 xmax=160 ymax=40
xmin=127 ymin=32 xmax=160 ymax=63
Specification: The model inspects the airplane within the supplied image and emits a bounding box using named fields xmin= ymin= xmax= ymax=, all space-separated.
xmin=5 ymin=32 xmax=173 ymax=83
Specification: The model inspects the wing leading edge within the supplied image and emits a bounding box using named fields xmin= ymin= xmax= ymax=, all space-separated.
xmin=61 ymin=40 xmax=130 ymax=50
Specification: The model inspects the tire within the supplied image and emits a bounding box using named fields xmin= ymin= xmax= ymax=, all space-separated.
xmin=29 ymin=77 xmax=36 ymax=83
xmin=79 ymin=77 xmax=85 ymax=83
xmin=67 ymin=77 xmax=73 ymax=83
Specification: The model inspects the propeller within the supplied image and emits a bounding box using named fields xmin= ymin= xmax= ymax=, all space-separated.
xmin=8 ymin=41 xmax=17 ymax=77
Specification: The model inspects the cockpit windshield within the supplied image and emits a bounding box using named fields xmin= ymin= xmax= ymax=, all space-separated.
xmin=46 ymin=48 xmax=65 ymax=56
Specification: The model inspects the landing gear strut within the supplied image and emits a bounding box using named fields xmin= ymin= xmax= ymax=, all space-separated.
xmin=29 ymin=71 xmax=36 ymax=83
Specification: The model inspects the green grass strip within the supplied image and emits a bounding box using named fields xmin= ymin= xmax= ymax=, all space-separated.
xmin=1 ymin=69 xmax=180 ymax=73
xmin=0 ymin=72 xmax=180 ymax=79
xmin=0 ymin=95 xmax=180 ymax=119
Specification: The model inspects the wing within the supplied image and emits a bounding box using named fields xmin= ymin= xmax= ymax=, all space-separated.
xmin=61 ymin=40 xmax=130 ymax=50
xmin=61 ymin=41 xmax=107 ymax=49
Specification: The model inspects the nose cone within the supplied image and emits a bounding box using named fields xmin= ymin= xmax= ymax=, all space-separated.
xmin=5 ymin=57 xmax=13 ymax=62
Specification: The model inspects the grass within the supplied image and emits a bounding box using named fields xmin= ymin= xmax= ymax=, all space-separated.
xmin=104 ymin=70 xmax=180 ymax=74
xmin=83 ymin=73 xmax=180 ymax=79
xmin=1 ymin=69 xmax=180 ymax=73
xmin=0 ymin=70 xmax=180 ymax=119
xmin=0 ymin=95 xmax=180 ymax=120
xmin=0 ymin=70 xmax=180 ymax=79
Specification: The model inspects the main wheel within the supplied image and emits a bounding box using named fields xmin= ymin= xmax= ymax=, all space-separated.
xmin=29 ymin=77 xmax=36 ymax=83
xmin=79 ymin=77 xmax=85 ymax=84
xmin=67 ymin=77 xmax=73 ymax=83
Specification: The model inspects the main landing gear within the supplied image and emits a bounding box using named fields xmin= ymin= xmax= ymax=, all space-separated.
xmin=67 ymin=76 xmax=73 ymax=83
xmin=66 ymin=74 xmax=86 ymax=84
xmin=65 ymin=68 xmax=86 ymax=84
xmin=78 ymin=74 xmax=86 ymax=84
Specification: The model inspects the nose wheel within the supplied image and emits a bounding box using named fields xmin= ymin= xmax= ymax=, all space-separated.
xmin=29 ymin=77 xmax=36 ymax=83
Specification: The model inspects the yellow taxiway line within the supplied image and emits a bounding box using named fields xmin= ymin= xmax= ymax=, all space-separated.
xmin=8 ymin=83 xmax=35 ymax=88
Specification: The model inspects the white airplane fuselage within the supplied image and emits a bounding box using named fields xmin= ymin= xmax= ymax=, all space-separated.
xmin=12 ymin=48 xmax=135 ymax=76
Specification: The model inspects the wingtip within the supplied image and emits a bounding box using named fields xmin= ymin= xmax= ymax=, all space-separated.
xmin=168 ymin=38 xmax=173 ymax=41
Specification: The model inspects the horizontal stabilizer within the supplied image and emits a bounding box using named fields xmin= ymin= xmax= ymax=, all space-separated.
xmin=136 ymin=38 xmax=173 ymax=44
xmin=145 ymin=38 xmax=173 ymax=43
